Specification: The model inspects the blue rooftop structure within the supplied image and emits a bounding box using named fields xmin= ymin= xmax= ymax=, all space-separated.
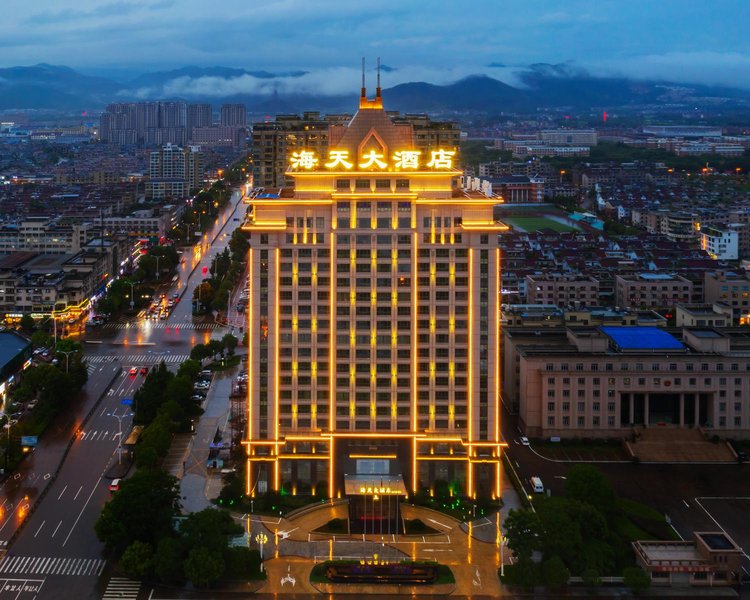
xmin=600 ymin=327 xmax=685 ymax=351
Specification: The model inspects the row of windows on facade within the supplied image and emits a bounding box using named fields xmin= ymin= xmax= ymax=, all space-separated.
xmin=545 ymin=362 xmax=749 ymax=372
xmin=278 ymin=299 xmax=470 ymax=313
xmin=548 ymin=376 xmax=747 ymax=387
xmin=256 ymin=233 xmax=493 ymax=245
xmin=549 ymin=415 xmax=618 ymax=427
xmin=277 ymin=375 xmax=467 ymax=389
xmin=277 ymin=247 xmax=471 ymax=259
xmin=547 ymin=400 xmax=745 ymax=414
xmin=284 ymin=215 xmax=461 ymax=228
xmin=278 ymin=420 xmax=463 ymax=430
xmin=547 ymin=415 xmax=745 ymax=428
xmin=551 ymin=379 xmax=745 ymax=392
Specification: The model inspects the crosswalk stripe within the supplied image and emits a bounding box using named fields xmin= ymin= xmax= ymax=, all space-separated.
xmin=0 ymin=556 xmax=105 ymax=576
xmin=103 ymin=576 xmax=140 ymax=599
xmin=86 ymin=354 xmax=192 ymax=364
xmin=103 ymin=321 xmax=223 ymax=330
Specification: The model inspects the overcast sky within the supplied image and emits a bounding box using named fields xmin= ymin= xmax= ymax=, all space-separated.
xmin=3 ymin=0 xmax=750 ymax=90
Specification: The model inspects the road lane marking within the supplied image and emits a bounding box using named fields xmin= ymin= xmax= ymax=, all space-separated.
xmin=32 ymin=521 xmax=45 ymax=538
xmin=50 ymin=520 xmax=62 ymax=538
xmin=57 ymin=485 xmax=67 ymax=501
xmin=73 ymin=486 xmax=83 ymax=501
xmin=62 ymin=478 xmax=101 ymax=547
xmin=683 ymin=499 xmax=690 ymax=508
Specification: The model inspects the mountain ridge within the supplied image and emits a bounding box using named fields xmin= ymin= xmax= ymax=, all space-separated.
xmin=1 ymin=63 xmax=749 ymax=113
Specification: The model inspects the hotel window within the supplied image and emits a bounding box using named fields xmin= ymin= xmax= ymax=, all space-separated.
xmin=375 ymin=179 xmax=390 ymax=190
xmin=577 ymin=416 xmax=585 ymax=426
xmin=547 ymin=402 xmax=555 ymax=412
xmin=689 ymin=378 xmax=696 ymax=385
xmin=336 ymin=179 xmax=350 ymax=190
xmin=577 ymin=390 xmax=585 ymax=398
xmin=562 ymin=416 xmax=570 ymax=426
xmin=686 ymin=363 xmax=694 ymax=371
xmin=547 ymin=416 xmax=555 ymax=426
xmin=607 ymin=416 xmax=615 ymax=427
xmin=577 ymin=402 xmax=585 ymax=412
xmin=396 ymin=179 xmax=409 ymax=190
xmin=704 ymin=378 xmax=712 ymax=385
xmin=547 ymin=377 xmax=555 ymax=385
xmin=638 ymin=378 xmax=645 ymax=386
xmin=562 ymin=402 xmax=570 ymax=412
xmin=355 ymin=179 xmax=370 ymax=190
xmin=575 ymin=363 xmax=583 ymax=371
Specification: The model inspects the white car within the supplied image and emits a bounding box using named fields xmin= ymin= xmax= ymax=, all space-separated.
xmin=520 ymin=437 xmax=530 ymax=446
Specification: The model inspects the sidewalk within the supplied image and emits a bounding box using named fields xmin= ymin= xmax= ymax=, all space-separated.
xmin=178 ymin=362 xmax=239 ymax=514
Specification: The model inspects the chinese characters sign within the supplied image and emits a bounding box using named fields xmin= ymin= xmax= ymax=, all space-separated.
xmin=290 ymin=149 xmax=455 ymax=171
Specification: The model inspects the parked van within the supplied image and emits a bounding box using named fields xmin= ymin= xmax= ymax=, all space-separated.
xmin=530 ymin=476 xmax=544 ymax=493
xmin=108 ymin=479 xmax=121 ymax=493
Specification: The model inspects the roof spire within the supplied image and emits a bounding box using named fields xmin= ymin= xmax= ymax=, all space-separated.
xmin=376 ymin=57 xmax=381 ymax=99
xmin=361 ymin=57 xmax=366 ymax=99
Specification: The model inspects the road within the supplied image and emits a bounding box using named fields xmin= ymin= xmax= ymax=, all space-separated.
xmin=0 ymin=367 xmax=142 ymax=600
xmin=0 ymin=187 xmax=247 ymax=599
xmin=83 ymin=188 xmax=247 ymax=367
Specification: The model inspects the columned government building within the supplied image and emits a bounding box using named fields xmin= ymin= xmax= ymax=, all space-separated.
xmin=243 ymin=82 xmax=506 ymax=504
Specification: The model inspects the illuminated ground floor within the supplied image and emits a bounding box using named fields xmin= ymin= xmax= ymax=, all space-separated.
xmin=245 ymin=434 xmax=504 ymax=501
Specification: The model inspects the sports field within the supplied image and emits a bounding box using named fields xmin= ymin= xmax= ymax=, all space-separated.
xmin=503 ymin=216 xmax=579 ymax=233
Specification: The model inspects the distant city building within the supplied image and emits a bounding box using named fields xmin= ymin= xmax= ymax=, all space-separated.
xmin=220 ymin=104 xmax=247 ymax=127
xmin=502 ymin=304 xmax=666 ymax=328
xmin=187 ymin=104 xmax=213 ymax=133
xmin=512 ymin=145 xmax=590 ymax=158
xmin=99 ymin=102 xmax=219 ymax=146
xmin=700 ymin=226 xmax=739 ymax=260
xmin=190 ymin=126 xmax=246 ymax=147
xmin=642 ymin=125 xmax=723 ymax=138
xmin=526 ymin=275 xmax=600 ymax=307
xmin=615 ymin=273 xmax=694 ymax=309
xmin=146 ymin=144 xmax=204 ymax=200
xmin=540 ymin=129 xmax=597 ymax=146
xmin=703 ymin=270 xmax=750 ymax=324
xmin=674 ymin=304 xmax=732 ymax=328
xmin=0 ymin=251 xmax=110 ymax=320
xmin=505 ymin=326 xmax=750 ymax=438
xmin=486 ymin=176 xmax=545 ymax=203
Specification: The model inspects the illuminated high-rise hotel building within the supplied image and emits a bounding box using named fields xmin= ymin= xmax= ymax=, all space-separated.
xmin=243 ymin=81 xmax=506 ymax=502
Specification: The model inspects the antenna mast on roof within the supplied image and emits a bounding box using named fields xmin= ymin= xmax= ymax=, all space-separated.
xmin=361 ymin=57 xmax=366 ymax=99
xmin=376 ymin=57 xmax=381 ymax=98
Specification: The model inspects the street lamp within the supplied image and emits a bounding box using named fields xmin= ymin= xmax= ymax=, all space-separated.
xmin=128 ymin=281 xmax=136 ymax=309
xmin=499 ymin=534 xmax=508 ymax=577
xmin=56 ymin=349 xmax=78 ymax=373
xmin=255 ymin=532 xmax=268 ymax=571
xmin=107 ymin=411 xmax=133 ymax=465
xmin=155 ymin=255 xmax=162 ymax=280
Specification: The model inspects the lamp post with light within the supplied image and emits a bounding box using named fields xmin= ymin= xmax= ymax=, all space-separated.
xmin=255 ymin=532 xmax=268 ymax=571
xmin=107 ymin=411 xmax=133 ymax=465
